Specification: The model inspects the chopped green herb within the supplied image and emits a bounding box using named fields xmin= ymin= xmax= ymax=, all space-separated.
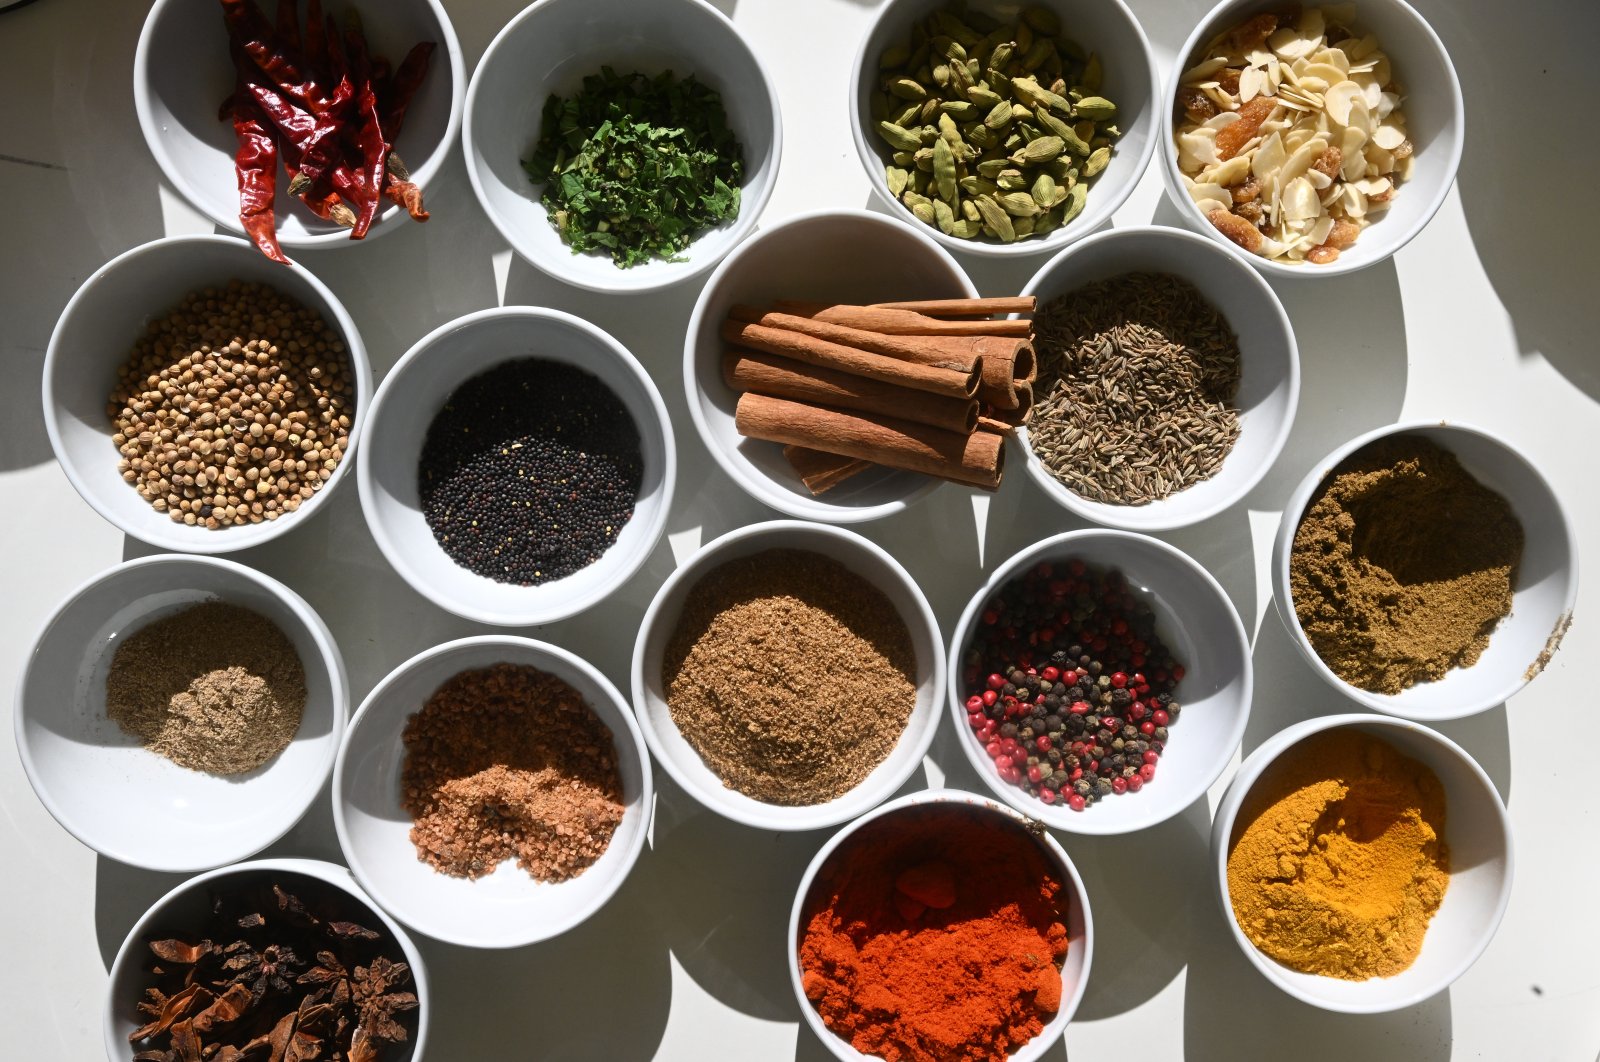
xmin=522 ymin=67 xmax=745 ymax=269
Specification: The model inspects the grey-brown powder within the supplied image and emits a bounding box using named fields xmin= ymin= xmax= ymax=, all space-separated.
xmin=106 ymin=601 xmax=306 ymax=775
xmin=662 ymin=549 xmax=918 ymax=806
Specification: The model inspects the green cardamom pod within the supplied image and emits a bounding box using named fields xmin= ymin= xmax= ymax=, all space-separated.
xmin=913 ymin=146 xmax=935 ymax=171
xmin=1034 ymin=205 xmax=1063 ymax=235
xmin=959 ymin=176 xmax=999 ymax=196
xmin=938 ymin=112 xmax=961 ymax=142
xmin=977 ymin=158 xmax=1009 ymax=179
xmin=950 ymin=57 xmax=975 ymax=94
xmin=951 ymin=219 xmax=984 ymax=238
xmin=933 ymin=137 xmax=958 ymax=202
xmin=1074 ymin=96 xmax=1117 ymax=120
xmin=1012 ymin=135 xmax=1065 ymax=165
xmin=1058 ymin=36 xmax=1086 ymax=63
xmin=919 ymin=124 xmax=940 ymax=145
xmin=933 ymin=198 xmax=957 ymax=235
xmin=941 ymin=101 xmax=979 ymax=121
xmin=989 ymin=41 xmax=1016 ymax=71
xmin=893 ymin=102 xmax=921 ymax=126
xmin=888 ymin=77 xmax=926 ymax=101
xmin=1035 ymin=108 xmax=1090 ymax=155
xmin=1021 ymin=6 xmax=1061 ymax=35
xmin=1031 ymin=173 xmax=1057 ymax=210
xmin=976 ymin=194 xmax=1017 ymax=242
xmin=877 ymin=121 xmax=924 ymax=152
xmin=1015 ymin=21 xmax=1034 ymax=55
xmin=1060 ymin=182 xmax=1088 ymax=225
xmin=1022 ymin=38 xmax=1054 ymax=72
xmin=961 ymin=198 xmax=981 ymax=222
xmin=911 ymin=201 xmax=937 ymax=225
xmin=872 ymin=93 xmax=891 ymax=121
xmin=919 ymin=98 xmax=941 ymax=124
xmin=967 ymin=86 xmax=1004 ymax=110
xmin=887 ymin=166 xmax=911 ymax=197
xmin=934 ymin=10 xmax=982 ymax=47
xmin=932 ymin=64 xmax=951 ymax=88
xmin=1083 ymin=145 xmax=1111 ymax=178
xmin=1004 ymin=131 xmax=1025 ymax=152
xmin=879 ymin=42 xmax=911 ymax=69
xmin=1082 ymin=53 xmax=1103 ymax=92
xmin=930 ymin=35 xmax=965 ymax=61
xmin=1011 ymin=76 xmax=1070 ymax=113
xmin=1013 ymin=214 xmax=1037 ymax=237
xmin=965 ymin=124 xmax=995 ymax=149
xmin=984 ymin=100 xmax=1014 ymax=130
xmin=998 ymin=191 xmax=1042 ymax=217
xmin=1049 ymin=76 xmax=1068 ymax=96
xmin=1074 ymin=119 xmax=1096 ymax=144
xmin=996 ymin=168 xmax=1028 ymax=191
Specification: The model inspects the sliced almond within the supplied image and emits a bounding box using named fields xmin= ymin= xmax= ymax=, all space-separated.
xmin=1323 ymin=81 xmax=1363 ymax=126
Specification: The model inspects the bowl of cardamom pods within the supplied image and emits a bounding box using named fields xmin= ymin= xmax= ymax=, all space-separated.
xmin=851 ymin=0 xmax=1158 ymax=258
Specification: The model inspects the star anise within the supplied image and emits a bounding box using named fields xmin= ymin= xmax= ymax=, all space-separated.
xmin=222 ymin=941 xmax=307 ymax=1004
xmin=351 ymin=956 xmax=419 ymax=1046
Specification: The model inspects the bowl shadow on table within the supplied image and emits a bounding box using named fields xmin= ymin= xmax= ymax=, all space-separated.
xmin=1245 ymin=598 xmax=1512 ymax=804
xmin=1182 ymin=891 xmax=1454 ymax=1062
xmin=1427 ymin=0 xmax=1600 ymax=404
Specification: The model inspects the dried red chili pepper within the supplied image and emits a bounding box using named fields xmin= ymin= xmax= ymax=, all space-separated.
xmin=274 ymin=0 xmax=299 ymax=52
xmin=219 ymin=0 xmax=337 ymax=113
xmin=302 ymin=0 xmax=326 ymax=67
xmin=384 ymin=42 xmax=434 ymax=139
xmin=350 ymin=79 xmax=389 ymax=238
xmin=229 ymin=93 xmax=288 ymax=264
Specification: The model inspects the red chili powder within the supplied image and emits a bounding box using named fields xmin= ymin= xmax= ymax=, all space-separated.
xmin=797 ymin=804 xmax=1070 ymax=1061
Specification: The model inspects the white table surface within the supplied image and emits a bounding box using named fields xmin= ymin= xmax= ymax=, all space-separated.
xmin=3 ymin=0 xmax=1597 ymax=1058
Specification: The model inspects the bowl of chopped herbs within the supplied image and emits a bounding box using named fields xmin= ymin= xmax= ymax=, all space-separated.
xmin=464 ymin=0 xmax=781 ymax=293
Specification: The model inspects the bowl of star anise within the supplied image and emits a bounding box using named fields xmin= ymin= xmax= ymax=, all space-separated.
xmin=105 ymin=857 xmax=428 ymax=1062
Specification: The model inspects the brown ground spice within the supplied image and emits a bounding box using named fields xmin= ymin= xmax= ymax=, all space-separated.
xmin=401 ymin=663 xmax=624 ymax=882
xmin=1289 ymin=436 xmax=1523 ymax=693
xmin=106 ymin=601 xmax=305 ymax=775
xmin=663 ymin=549 xmax=918 ymax=806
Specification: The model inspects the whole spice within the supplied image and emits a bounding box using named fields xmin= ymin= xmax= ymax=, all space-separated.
xmin=218 ymin=0 xmax=437 ymax=258
xmin=127 ymin=874 xmax=418 ymax=1061
xmin=401 ymin=663 xmax=625 ymax=882
xmin=1227 ymin=728 xmax=1450 ymax=979
xmin=662 ymin=549 xmax=917 ymax=806
xmin=523 ymin=68 xmax=743 ymax=268
xmin=1173 ymin=6 xmax=1412 ymax=264
xmin=1289 ymin=435 xmax=1523 ymax=693
xmin=1031 ymin=272 xmax=1241 ymax=505
xmin=959 ymin=559 xmax=1185 ymax=810
xmin=107 ymin=281 xmax=354 ymax=529
xmin=417 ymin=359 xmax=643 ymax=585
xmin=106 ymin=601 xmax=306 ymax=776
xmin=798 ymin=803 xmax=1069 ymax=1061
xmin=871 ymin=5 xmax=1121 ymax=243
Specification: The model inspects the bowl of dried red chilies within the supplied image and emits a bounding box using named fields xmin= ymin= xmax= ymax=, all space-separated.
xmin=105 ymin=857 xmax=428 ymax=1061
xmin=135 ymin=0 xmax=463 ymax=259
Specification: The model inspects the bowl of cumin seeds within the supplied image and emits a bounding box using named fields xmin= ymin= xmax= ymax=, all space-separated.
xmin=1017 ymin=226 xmax=1299 ymax=530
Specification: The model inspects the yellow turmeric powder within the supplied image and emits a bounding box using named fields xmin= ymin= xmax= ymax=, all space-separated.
xmin=1226 ymin=729 xmax=1450 ymax=980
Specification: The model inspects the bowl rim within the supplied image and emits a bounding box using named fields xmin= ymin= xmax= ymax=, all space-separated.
xmin=1014 ymin=224 xmax=1302 ymax=529
xmin=354 ymin=303 xmax=678 ymax=626
xmin=847 ymin=0 xmax=1162 ymax=260
xmin=14 ymin=553 xmax=349 ymax=873
xmin=681 ymin=206 xmax=974 ymax=523
xmin=331 ymin=633 xmax=656 ymax=949
xmin=1209 ymin=712 xmax=1514 ymax=1013
xmin=947 ymin=527 xmax=1253 ymax=835
xmin=461 ymin=0 xmax=784 ymax=294
xmin=1269 ymin=418 xmax=1579 ymax=720
xmin=630 ymin=518 xmax=947 ymax=832
xmin=41 ymin=233 xmax=372 ymax=555
xmin=133 ymin=0 xmax=466 ymax=250
xmin=786 ymin=787 xmax=1096 ymax=1061
xmin=1156 ymin=0 xmax=1466 ymax=279
xmin=103 ymin=856 xmax=431 ymax=1059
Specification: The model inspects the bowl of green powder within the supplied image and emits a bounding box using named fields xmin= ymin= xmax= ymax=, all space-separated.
xmin=15 ymin=555 xmax=347 ymax=872
xmin=1271 ymin=420 xmax=1577 ymax=720
xmin=463 ymin=0 xmax=781 ymax=293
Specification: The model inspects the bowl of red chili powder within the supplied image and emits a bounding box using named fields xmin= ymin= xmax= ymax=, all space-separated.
xmin=790 ymin=789 xmax=1093 ymax=1062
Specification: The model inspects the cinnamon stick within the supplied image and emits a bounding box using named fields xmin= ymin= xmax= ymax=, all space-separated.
xmin=773 ymin=301 xmax=1033 ymax=339
xmin=723 ymin=350 xmax=979 ymax=434
xmin=869 ymin=296 xmax=1036 ymax=318
xmin=736 ymin=392 xmax=1004 ymax=491
xmin=982 ymin=383 xmax=1034 ymax=427
xmin=783 ymin=445 xmax=872 ymax=495
xmin=722 ymin=320 xmax=980 ymax=399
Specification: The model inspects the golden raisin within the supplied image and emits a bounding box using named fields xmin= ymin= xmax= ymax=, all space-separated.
xmin=1313 ymin=145 xmax=1343 ymax=178
xmin=1235 ymin=200 xmax=1264 ymax=224
xmin=1217 ymin=67 xmax=1242 ymax=95
xmin=1208 ymin=207 xmax=1263 ymax=253
xmin=1178 ymin=87 xmax=1217 ymax=124
xmin=1325 ymin=219 xmax=1361 ymax=249
xmin=1224 ymin=13 xmax=1278 ymax=54
xmin=1230 ymin=174 xmax=1263 ymax=203
xmin=1306 ymin=244 xmax=1341 ymax=264
xmin=1215 ymin=95 xmax=1277 ymax=160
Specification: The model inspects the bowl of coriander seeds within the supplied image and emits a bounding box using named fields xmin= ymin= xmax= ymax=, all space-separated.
xmin=1016 ymin=225 xmax=1298 ymax=530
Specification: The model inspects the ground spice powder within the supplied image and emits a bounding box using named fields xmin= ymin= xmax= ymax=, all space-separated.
xmin=106 ymin=601 xmax=305 ymax=775
xmin=401 ymin=663 xmax=624 ymax=882
xmin=1289 ymin=435 xmax=1523 ymax=693
xmin=662 ymin=548 xmax=917 ymax=806
xmin=1227 ymin=729 xmax=1450 ymax=980
xmin=798 ymin=804 xmax=1070 ymax=1061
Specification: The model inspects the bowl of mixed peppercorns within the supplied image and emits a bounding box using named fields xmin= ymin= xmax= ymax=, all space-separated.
xmin=948 ymin=529 xmax=1252 ymax=834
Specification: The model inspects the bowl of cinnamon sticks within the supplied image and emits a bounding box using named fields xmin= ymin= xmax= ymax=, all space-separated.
xmin=684 ymin=209 xmax=1037 ymax=523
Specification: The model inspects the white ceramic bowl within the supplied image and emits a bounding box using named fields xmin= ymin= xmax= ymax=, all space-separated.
xmin=1271 ymin=420 xmax=1577 ymax=721
xmin=685 ymin=209 xmax=977 ymax=523
xmin=1159 ymin=0 xmax=1464 ymax=278
xmin=789 ymin=789 xmax=1094 ymax=1060
xmin=850 ymin=0 xmax=1159 ymax=259
xmin=356 ymin=306 xmax=675 ymax=626
xmin=105 ymin=857 xmax=429 ymax=1060
xmin=135 ymin=0 xmax=463 ymax=249
xmin=464 ymin=0 xmax=781 ymax=293
xmin=43 ymin=234 xmax=371 ymax=554
xmin=632 ymin=520 xmax=946 ymax=831
xmin=949 ymin=529 xmax=1251 ymax=835
xmin=334 ymin=636 xmax=653 ymax=949
xmin=1210 ymin=713 xmax=1512 ymax=1012
xmin=15 ymin=555 xmax=346 ymax=873
xmin=1017 ymin=226 xmax=1298 ymax=530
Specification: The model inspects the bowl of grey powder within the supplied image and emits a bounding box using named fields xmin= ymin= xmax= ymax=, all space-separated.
xmin=333 ymin=635 xmax=653 ymax=948
xmin=1272 ymin=420 xmax=1577 ymax=720
xmin=631 ymin=519 xmax=946 ymax=832
xmin=15 ymin=554 xmax=347 ymax=872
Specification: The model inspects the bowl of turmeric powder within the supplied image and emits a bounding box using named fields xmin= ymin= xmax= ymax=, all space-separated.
xmin=1211 ymin=713 xmax=1512 ymax=1012
xmin=1271 ymin=420 xmax=1578 ymax=720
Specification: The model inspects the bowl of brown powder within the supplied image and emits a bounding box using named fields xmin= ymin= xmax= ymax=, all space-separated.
xmin=15 ymin=555 xmax=347 ymax=872
xmin=632 ymin=520 xmax=945 ymax=831
xmin=1272 ymin=421 xmax=1577 ymax=720
xmin=1210 ymin=713 xmax=1512 ymax=1012
xmin=332 ymin=635 xmax=652 ymax=948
